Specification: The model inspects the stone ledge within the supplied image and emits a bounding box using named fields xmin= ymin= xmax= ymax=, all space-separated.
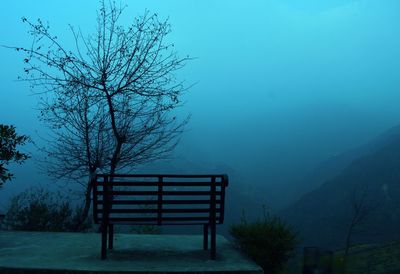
xmin=0 ymin=231 xmax=263 ymax=274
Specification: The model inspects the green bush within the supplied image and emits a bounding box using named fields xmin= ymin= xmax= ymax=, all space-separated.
xmin=230 ymin=209 xmax=298 ymax=274
xmin=2 ymin=187 xmax=91 ymax=232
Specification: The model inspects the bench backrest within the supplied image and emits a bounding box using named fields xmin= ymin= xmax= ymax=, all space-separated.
xmin=92 ymin=174 xmax=229 ymax=225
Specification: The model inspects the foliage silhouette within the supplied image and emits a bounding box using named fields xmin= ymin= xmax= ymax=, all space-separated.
xmin=230 ymin=208 xmax=298 ymax=274
xmin=2 ymin=187 xmax=92 ymax=232
xmin=0 ymin=124 xmax=30 ymax=186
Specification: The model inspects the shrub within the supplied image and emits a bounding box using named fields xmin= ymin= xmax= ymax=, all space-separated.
xmin=2 ymin=187 xmax=92 ymax=232
xmin=230 ymin=208 xmax=298 ymax=274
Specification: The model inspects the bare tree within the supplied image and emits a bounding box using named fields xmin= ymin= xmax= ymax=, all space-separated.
xmin=341 ymin=186 xmax=379 ymax=273
xmin=10 ymin=1 xmax=190 ymax=229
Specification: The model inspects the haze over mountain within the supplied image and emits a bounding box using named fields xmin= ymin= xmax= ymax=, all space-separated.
xmin=1 ymin=0 xmax=400 ymax=238
xmin=281 ymin=125 xmax=400 ymax=249
xmin=288 ymin=124 xmax=400 ymax=202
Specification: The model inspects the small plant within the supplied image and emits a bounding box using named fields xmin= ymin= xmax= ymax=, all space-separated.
xmin=230 ymin=207 xmax=298 ymax=274
xmin=2 ymin=187 xmax=92 ymax=232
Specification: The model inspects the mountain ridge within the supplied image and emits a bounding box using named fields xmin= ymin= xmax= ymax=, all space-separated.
xmin=281 ymin=124 xmax=400 ymax=249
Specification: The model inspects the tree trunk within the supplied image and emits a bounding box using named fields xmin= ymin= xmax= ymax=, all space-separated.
xmin=74 ymin=173 xmax=95 ymax=231
xmin=343 ymin=224 xmax=354 ymax=274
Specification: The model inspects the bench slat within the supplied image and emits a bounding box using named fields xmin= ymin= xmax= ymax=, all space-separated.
xmin=96 ymin=190 xmax=223 ymax=196
xmin=97 ymin=199 xmax=222 ymax=205
xmin=96 ymin=174 xmax=226 ymax=179
xmin=97 ymin=182 xmax=158 ymax=186
xmin=98 ymin=217 xmax=212 ymax=222
xmin=97 ymin=208 xmax=222 ymax=214
xmin=106 ymin=221 xmax=222 ymax=225
xmin=96 ymin=181 xmax=225 ymax=187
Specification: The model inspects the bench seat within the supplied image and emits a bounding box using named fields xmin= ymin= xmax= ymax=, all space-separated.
xmin=92 ymin=174 xmax=229 ymax=260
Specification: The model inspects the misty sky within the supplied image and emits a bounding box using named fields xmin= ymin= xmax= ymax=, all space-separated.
xmin=1 ymin=0 xmax=400 ymax=208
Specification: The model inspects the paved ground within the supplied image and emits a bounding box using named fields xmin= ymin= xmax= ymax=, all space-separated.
xmin=0 ymin=231 xmax=263 ymax=273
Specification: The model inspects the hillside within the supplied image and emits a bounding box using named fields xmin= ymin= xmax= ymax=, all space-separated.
xmin=288 ymin=124 xmax=400 ymax=202
xmin=281 ymin=126 xmax=400 ymax=249
xmin=335 ymin=241 xmax=400 ymax=274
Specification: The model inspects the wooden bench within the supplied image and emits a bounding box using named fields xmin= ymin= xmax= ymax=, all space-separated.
xmin=92 ymin=174 xmax=229 ymax=260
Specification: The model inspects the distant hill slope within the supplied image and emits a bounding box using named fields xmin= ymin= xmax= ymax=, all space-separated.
xmin=288 ymin=124 xmax=400 ymax=202
xmin=281 ymin=126 xmax=400 ymax=249
xmin=336 ymin=241 xmax=400 ymax=274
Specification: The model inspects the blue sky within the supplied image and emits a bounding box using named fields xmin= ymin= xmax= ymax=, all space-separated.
xmin=1 ymin=0 xmax=400 ymax=207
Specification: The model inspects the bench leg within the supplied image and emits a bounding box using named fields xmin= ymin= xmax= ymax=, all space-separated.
xmin=101 ymin=224 xmax=108 ymax=260
xmin=203 ymin=224 xmax=209 ymax=250
xmin=108 ymin=224 xmax=114 ymax=250
xmin=210 ymin=222 xmax=216 ymax=260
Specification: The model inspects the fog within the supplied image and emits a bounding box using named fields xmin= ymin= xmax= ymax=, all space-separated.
xmin=1 ymin=0 xmax=400 ymax=211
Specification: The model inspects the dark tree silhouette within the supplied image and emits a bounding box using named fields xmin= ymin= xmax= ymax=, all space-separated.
xmin=341 ymin=186 xmax=379 ymax=274
xmin=11 ymin=1 xmax=190 ymax=229
xmin=0 ymin=124 xmax=30 ymax=186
